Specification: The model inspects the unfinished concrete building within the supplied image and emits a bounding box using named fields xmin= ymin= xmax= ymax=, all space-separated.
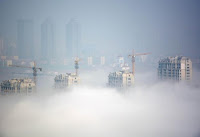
xmin=158 ymin=56 xmax=192 ymax=81
xmin=108 ymin=50 xmax=150 ymax=89
xmin=55 ymin=57 xmax=81 ymax=89
xmin=54 ymin=73 xmax=80 ymax=88
xmin=1 ymin=78 xmax=36 ymax=95
xmin=108 ymin=71 xmax=134 ymax=88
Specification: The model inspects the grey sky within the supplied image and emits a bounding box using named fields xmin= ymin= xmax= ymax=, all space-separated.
xmin=0 ymin=2 xmax=200 ymax=136
xmin=0 ymin=0 xmax=200 ymax=57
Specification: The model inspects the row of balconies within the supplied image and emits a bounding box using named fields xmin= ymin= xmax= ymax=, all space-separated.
xmin=1 ymin=87 xmax=21 ymax=90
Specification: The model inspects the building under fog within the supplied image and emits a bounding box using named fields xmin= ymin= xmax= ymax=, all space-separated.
xmin=87 ymin=56 xmax=93 ymax=66
xmin=54 ymin=73 xmax=80 ymax=88
xmin=66 ymin=19 xmax=81 ymax=59
xmin=108 ymin=71 xmax=134 ymax=88
xmin=158 ymin=56 xmax=192 ymax=81
xmin=0 ymin=38 xmax=4 ymax=56
xmin=100 ymin=56 xmax=105 ymax=65
xmin=1 ymin=78 xmax=36 ymax=95
xmin=0 ymin=37 xmax=17 ymax=57
xmin=41 ymin=18 xmax=55 ymax=60
xmin=17 ymin=19 xmax=34 ymax=59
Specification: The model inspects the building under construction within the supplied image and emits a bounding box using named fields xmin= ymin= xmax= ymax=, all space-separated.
xmin=158 ymin=56 xmax=192 ymax=81
xmin=54 ymin=57 xmax=80 ymax=88
xmin=108 ymin=70 xmax=134 ymax=88
xmin=54 ymin=73 xmax=80 ymax=88
xmin=108 ymin=50 xmax=150 ymax=88
xmin=1 ymin=78 xmax=36 ymax=95
xmin=9 ymin=61 xmax=42 ymax=85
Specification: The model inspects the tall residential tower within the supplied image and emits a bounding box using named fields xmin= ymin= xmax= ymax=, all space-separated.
xmin=17 ymin=19 xmax=34 ymax=59
xmin=158 ymin=56 xmax=192 ymax=81
xmin=41 ymin=18 xmax=55 ymax=60
xmin=66 ymin=19 xmax=81 ymax=59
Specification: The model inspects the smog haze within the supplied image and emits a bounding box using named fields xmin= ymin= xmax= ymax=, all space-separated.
xmin=0 ymin=0 xmax=200 ymax=137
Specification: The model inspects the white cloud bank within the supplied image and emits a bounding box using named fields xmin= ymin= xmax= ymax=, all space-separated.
xmin=0 ymin=82 xmax=200 ymax=137
xmin=0 ymin=68 xmax=200 ymax=137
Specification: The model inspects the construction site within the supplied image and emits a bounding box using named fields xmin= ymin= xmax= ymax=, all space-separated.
xmin=108 ymin=50 xmax=151 ymax=89
xmin=1 ymin=78 xmax=35 ymax=95
xmin=1 ymin=49 xmax=195 ymax=94
xmin=0 ymin=61 xmax=42 ymax=94
xmin=54 ymin=57 xmax=80 ymax=89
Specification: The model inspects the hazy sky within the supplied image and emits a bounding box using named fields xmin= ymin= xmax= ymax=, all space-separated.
xmin=0 ymin=0 xmax=200 ymax=57
xmin=1 ymin=1 xmax=200 ymax=136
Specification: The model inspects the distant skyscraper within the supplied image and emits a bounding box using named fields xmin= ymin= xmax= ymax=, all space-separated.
xmin=88 ymin=56 xmax=93 ymax=66
xmin=100 ymin=56 xmax=105 ymax=65
xmin=17 ymin=19 xmax=34 ymax=59
xmin=0 ymin=37 xmax=17 ymax=57
xmin=0 ymin=38 xmax=4 ymax=56
xmin=66 ymin=19 xmax=81 ymax=58
xmin=5 ymin=40 xmax=17 ymax=56
xmin=41 ymin=18 xmax=55 ymax=60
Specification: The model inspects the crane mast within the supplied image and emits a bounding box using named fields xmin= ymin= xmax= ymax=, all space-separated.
xmin=74 ymin=57 xmax=80 ymax=76
xmin=9 ymin=61 xmax=42 ymax=85
xmin=128 ymin=49 xmax=151 ymax=75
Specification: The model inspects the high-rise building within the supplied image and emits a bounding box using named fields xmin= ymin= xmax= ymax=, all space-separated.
xmin=158 ymin=56 xmax=192 ymax=81
xmin=100 ymin=56 xmax=105 ymax=65
xmin=54 ymin=73 xmax=80 ymax=89
xmin=0 ymin=38 xmax=3 ymax=56
xmin=5 ymin=40 xmax=17 ymax=57
xmin=17 ymin=19 xmax=34 ymax=59
xmin=1 ymin=78 xmax=36 ymax=95
xmin=0 ymin=37 xmax=17 ymax=57
xmin=66 ymin=19 xmax=81 ymax=58
xmin=108 ymin=71 xmax=134 ymax=88
xmin=41 ymin=18 xmax=55 ymax=60
xmin=88 ymin=56 xmax=93 ymax=66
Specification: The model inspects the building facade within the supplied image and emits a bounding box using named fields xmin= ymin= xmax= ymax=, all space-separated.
xmin=1 ymin=78 xmax=36 ymax=95
xmin=158 ymin=56 xmax=192 ymax=81
xmin=0 ymin=38 xmax=17 ymax=57
xmin=108 ymin=71 xmax=134 ymax=88
xmin=66 ymin=19 xmax=81 ymax=58
xmin=54 ymin=73 xmax=80 ymax=88
xmin=41 ymin=18 xmax=55 ymax=60
xmin=100 ymin=56 xmax=105 ymax=65
xmin=0 ymin=38 xmax=3 ymax=56
xmin=17 ymin=19 xmax=34 ymax=59
xmin=88 ymin=56 xmax=93 ymax=66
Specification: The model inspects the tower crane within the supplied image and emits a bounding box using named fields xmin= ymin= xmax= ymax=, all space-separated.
xmin=74 ymin=57 xmax=80 ymax=76
xmin=128 ymin=50 xmax=151 ymax=75
xmin=9 ymin=61 xmax=42 ymax=84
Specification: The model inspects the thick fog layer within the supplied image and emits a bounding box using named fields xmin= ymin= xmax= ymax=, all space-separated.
xmin=0 ymin=70 xmax=200 ymax=137
xmin=0 ymin=0 xmax=200 ymax=137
